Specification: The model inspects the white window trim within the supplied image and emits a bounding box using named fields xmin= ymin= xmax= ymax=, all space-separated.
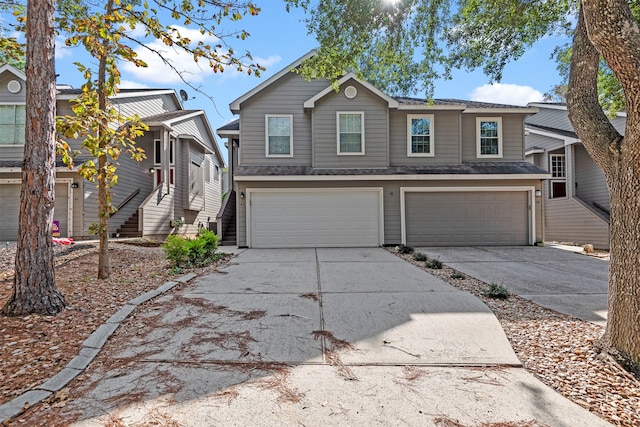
xmin=476 ymin=117 xmax=503 ymax=159
xmin=265 ymin=114 xmax=293 ymax=158
xmin=154 ymin=139 xmax=176 ymax=165
xmin=549 ymin=154 xmax=567 ymax=199
xmin=407 ymin=114 xmax=435 ymax=157
xmin=0 ymin=103 xmax=26 ymax=146
xmin=337 ymin=111 xmax=365 ymax=155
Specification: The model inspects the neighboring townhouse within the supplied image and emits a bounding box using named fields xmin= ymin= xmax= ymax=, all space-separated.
xmin=216 ymin=52 xmax=549 ymax=248
xmin=524 ymin=103 xmax=616 ymax=249
xmin=0 ymin=63 xmax=225 ymax=241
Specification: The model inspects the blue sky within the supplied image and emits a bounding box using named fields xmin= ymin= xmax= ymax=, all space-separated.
xmin=50 ymin=3 xmax=570 ymax=163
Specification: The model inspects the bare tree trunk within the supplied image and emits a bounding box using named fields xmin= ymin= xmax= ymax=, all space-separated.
xmin=2 ymin=0 xmax=65 ymax=316
xmin=95 ymin=0 xmax=114 ymax=279
xmin=568 ymin=1 xmax=640 ymax=368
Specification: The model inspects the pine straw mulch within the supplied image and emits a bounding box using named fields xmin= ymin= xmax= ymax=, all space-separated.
xmin=392 ymin=248 xmax=640 ymax=427
xmin=0 ymin=241 xmax=233 ymax=408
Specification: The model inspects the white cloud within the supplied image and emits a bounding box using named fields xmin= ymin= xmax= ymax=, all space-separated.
xmin=118 ymin=79 xmax=150 ymax=89
xmin=120 ymin=26 xmax=282 ymax=85
xmin=469 ymin=83 xmax=545 ymax=106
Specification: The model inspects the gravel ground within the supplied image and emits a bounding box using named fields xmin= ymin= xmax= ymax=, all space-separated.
xmin=1 ymin=244 xmax=638 ymax=426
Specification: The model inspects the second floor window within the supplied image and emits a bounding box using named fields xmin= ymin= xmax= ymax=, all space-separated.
xmin=266 ymin=115 xmax=293 ymax=157
xmin=0 ymin=104 xmax=26 ymax=145
xmin=476 ymin=117 xmax=503 ymax=158
xmin=407 ymin=114 xmax=434 ymax=156
xmin=337 ymin=112 xmax=364 ymax=154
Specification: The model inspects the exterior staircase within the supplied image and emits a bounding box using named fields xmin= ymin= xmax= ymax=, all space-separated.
xmin=218 ymin=190 xmax=237 ymax=246
xmin=115 ymin=210 xmax=141 ymax=238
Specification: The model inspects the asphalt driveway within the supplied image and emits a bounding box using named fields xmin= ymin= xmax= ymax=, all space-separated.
xmin=50 ymin=248 xmax=608 ymax=426
xmin=415 ymin=245 xmax=610 ymax=325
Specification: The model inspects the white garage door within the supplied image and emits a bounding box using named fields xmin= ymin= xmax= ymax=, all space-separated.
xmin=404 ymin=191 xmax=530 ymax=246
xmin=249 ymin=190 xmax=382 ymax=248
xmin=0 ymin=183 xmax=70 ymax=241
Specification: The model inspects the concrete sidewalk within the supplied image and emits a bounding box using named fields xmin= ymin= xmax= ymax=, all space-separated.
xmin=20 ymin=248 xmax=611 ymax=426
xmin=416 ymin=246 xmax=609 ymax=325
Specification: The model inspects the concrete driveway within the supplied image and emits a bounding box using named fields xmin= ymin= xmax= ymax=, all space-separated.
xmin=54 ymin=248 xmax=607 ymax=426
xmin=416 ymin=245 xmax=609 ymax=325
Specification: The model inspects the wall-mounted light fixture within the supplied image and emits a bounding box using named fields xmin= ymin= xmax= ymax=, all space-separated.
xmin=240 ymin=192 xmax=245 ymax=199
xmin=148 ymin=168 xmax=156 ymax=174
xmin=70 ymin=182 xmax=79 ymax=189
xmin=535 ymin=190 xmax=542 ymax=197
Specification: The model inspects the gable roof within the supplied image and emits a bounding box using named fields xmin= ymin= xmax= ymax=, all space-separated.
xmin=303 ymin=72 xmax=399 ymax=108
xmin=0 ymin=64 xmax=26 ymax=81
xmin=230 ymin=50 xmax=317 ymax=113
xmin=142 ymin=110 xmax=225 ymax=166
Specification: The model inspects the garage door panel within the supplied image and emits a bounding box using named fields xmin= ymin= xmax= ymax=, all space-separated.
xmin=250 ymin=191 xmax=380 ymax=248
xmin=0 ymin=183 xmax=69 ymax=241
xmin=405 ymin=191 xmax=528 ymax=247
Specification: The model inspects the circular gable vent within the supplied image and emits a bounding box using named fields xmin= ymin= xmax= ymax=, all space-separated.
xmin=7 ymin=80 xmax=22 ymax=94
xmin=344 ymin=85 xmax=357 ymax=99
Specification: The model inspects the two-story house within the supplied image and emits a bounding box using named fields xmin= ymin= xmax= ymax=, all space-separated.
xmin=0 ymin=63 xmax=225 ymax=241
xmin=216 ymin=52 xmax=549 ymax=248
xmin=525 ymin=102 xmax=614 ymax=249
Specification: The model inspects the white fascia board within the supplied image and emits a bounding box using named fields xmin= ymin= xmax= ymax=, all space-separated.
xmin=463 ymin=107 xmax=539 ymax=114
xmin=525 ymin=148 xmax=545 ymax=156
xmin=526 ymin=103 xmax=567 ymax=111
xmin=525 ymin=126 xmax=580 ymax=145
xmin=0 ymin=64 xmax=26 ymax=81
xmin=303 ymin=72 xmax=399 ymax=109
xmin=217 ymin=129 xmax=239 ymax=138
xmin=230 ymin=50 xmax=317 ymax=113
xmin=235 ymin=173 xmax=551 ymax=182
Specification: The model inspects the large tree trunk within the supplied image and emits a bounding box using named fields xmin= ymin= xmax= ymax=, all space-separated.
xmin=568 ymin=1 xmax=640 ymax=368
xmin=2 ymin=0 xmax=65 ymax=316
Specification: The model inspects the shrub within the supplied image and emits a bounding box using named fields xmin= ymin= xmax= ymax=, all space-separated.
xmin=163 ymin=234 xmax=190 ymax=267
xmin=482 ymin=283 xmax=510 ymax=299
xmin=413 ymin=252 xmax=427 ymax=261
xmin=450 ymin=271 xmax=465 ymax=280
xmin=396 ymin=244 xmax=414 ymax=254
xmin=163 ymin=230 xmax=220 ymax=268
xmin=426 ymin=258 xmax=443 ymax=269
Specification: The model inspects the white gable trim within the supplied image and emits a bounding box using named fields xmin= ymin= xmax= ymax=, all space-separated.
xmin=304 ymin=72 xmax=399 ymax=109
xmin=0 ymin=64 xmax=26 ymax=81
xmin=525 ymin=126 xmax=580 ymax=146
xmin=230 ymin=50 xmax=317 ymax=113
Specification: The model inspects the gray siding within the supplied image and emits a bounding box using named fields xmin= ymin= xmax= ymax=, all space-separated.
xmin=312 ymin=80 xmax=388 ymax=168
xmin=389 ymin=109 xmax=460 ymax=165
xmin=574 ymin=144 xmax=610 ymax=210
xmin=545 ymin=196 xmax=610 ymax=249
xmin=239 ymin=72 xmax=329 ymax=166
xmin=235 ymin=179 xmax=543 ymax=247
xmin=462 ymin=114 xmax=526 ymax=162
xmin=0 ymin=69 xmax=25 ymax=103
xmin=113 ymin=93 xmax=180 ymax=119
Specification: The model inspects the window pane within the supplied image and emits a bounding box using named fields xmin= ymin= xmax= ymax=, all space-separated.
xmin=267 ymin=117 xmax=291 ymax=155
xmin=15 ymin=105 xmax=26 ymax=124
xmin=0 ymin=106 xmax=15 ymax=124
xmin=479 ymin=121 xmax=499 ymax=155
xmin=269 ymin=136 xmax=291 ymax=155
xmin=411 ymin=117 xmax=431 ymax=153
xmin=339 ymin=114 xmax=362 ymax=152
